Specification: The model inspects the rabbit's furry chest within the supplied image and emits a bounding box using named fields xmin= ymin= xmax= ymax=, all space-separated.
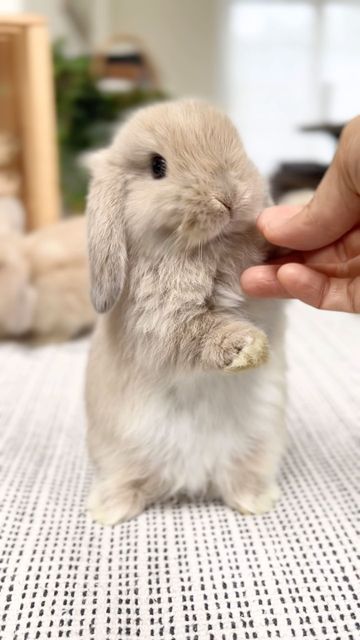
xmin=125 ymin=246 xmax=258 ymax=344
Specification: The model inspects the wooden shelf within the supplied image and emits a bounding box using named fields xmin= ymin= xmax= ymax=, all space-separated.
xmin=0 ymin=14 xmax=60 ymax=229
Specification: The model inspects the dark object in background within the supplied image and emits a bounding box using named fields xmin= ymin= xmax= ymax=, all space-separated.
xmin=271 ymin=161 xmax=327 ymax=202
xmin=300 ymin=123 xmax=344 ymax=141
xmin=270 ymin=121 xmax=345 ymax=202
xmin=92 ymin=34 xmax=159 ymax=90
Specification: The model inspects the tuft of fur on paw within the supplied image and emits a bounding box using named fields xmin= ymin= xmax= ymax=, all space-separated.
xmin=228 ymin=483 xmax=280 ymax=516
xmin=225 ymin=329 xmax=269 ymax=372
xmin=87 ymin=484 xmax=144 ymax=525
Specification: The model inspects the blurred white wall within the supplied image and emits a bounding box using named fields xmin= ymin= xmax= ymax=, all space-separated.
xmin=111 ymin=0 xmax=224 ymax=102
xmin=225 ymin=0 xmax=360 ymax=174
xmin=6 ymin=0 xmax=225 ymax=101
xmin=30 ymin=0 xmax=94 ymax=54
xmin=1 ymin=0 xmax=23 ymax=10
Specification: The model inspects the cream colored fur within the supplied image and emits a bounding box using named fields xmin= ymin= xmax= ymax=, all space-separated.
xmin=86 ymin=100 xmax=286 ymax=524
xmin=0 ymin=217 xmax=96 ymax=341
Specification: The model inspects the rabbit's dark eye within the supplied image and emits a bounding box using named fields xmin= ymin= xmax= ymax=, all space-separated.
xmin=151 ymin=154 xmax=167 ymax=179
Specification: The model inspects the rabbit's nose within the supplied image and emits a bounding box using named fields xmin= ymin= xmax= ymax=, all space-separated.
xmin=213 ymin=197 xmax=233 ymax=217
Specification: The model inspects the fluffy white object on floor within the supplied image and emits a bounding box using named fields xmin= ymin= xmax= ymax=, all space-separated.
xmin=0 ymin=216 xmax=96 ymax=341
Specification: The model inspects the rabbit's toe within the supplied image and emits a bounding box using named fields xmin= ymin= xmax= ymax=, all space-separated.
xmin=87 ymin=484 xmax=144 ymax=525
xmin=225 ymin=329 xmax=269 ymax=372
xmin=228 ymin=483 xmax=280 ymax=516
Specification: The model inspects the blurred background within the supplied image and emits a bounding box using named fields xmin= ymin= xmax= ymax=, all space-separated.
xmin=0 ymin=0 xmax=359 ymax=341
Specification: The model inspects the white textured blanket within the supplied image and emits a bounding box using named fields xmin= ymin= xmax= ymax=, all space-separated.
xmin=0 ymin=302 xmax=358 ymax=640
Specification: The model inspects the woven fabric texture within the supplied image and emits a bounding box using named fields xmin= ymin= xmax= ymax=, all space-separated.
xmin=0 ymin=302 xmax=359 ymax=640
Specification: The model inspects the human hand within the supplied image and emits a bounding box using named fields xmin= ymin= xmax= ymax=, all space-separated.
xmin=241 ymin=116 xmax=360 ymax=312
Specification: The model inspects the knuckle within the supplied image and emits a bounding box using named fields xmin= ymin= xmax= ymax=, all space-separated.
xmin=317 ymin=277 xmax=331 ymax=310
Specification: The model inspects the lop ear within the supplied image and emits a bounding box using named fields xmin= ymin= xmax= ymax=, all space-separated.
xmin=86 ymin=156 xmax=127 ymax=313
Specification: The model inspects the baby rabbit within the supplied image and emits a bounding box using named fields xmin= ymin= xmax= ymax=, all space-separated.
xmin=86 ymin=100 xmax=286 ymax=525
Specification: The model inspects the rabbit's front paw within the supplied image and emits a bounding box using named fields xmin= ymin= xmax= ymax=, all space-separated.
xmin=203 ymin=325 xmax=269 ymax=372
xmin=225 ymin=328 xmax=269 ymax=372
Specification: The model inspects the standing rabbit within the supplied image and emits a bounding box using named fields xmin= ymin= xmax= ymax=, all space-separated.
xmin=86 ymin=100 xmax=286 ymax=525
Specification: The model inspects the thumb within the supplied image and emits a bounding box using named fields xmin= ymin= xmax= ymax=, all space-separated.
xmin=258 ymin=119 xmax=360 ymax=251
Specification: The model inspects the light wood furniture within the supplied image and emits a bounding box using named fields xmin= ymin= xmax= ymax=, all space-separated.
xmin=0 ymin=14 xmax=60 ymax=229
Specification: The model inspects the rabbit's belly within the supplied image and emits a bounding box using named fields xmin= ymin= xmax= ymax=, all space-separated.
xmin=129 ymin=364 xmax=285 ymax=496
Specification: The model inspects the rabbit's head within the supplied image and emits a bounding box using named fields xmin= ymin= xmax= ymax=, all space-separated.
xmin=87 ymin=100 xmax=268 ymax=313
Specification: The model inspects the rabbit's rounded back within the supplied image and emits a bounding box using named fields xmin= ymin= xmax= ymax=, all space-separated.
xmin=0 ymin=233 xmax=35 ymax=337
